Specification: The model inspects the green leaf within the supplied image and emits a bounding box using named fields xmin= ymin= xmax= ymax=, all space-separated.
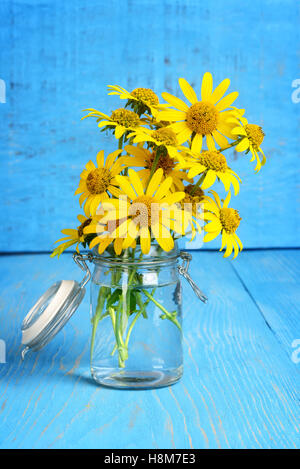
xmin=129 ymin=291 xmax=137 ymax=314
xmin=106 ymin=288 xmax=122 ymax=308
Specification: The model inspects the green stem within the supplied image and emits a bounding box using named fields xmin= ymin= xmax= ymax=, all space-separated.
xmin=124 ymin=310 xmax=143 ymax=348
xmin=136 ymin=292 xmax=148 ymax=318
xmin=123 ymin=287 xmax=155 ymax=349
xmin=145 ymin=145 xmax=164 ymax=190
xmin=90 ymin=286 xmax=109 ymax=361
xmin=190 ymin=172 xmax=206 ymax=195
xmin=118 ymin=135 xmax=123 ymax=150
xmin=142 ymin=289 xmax=182 ymax=331
xmin=115 ymin=298 xmax=128 ymax=367
xmin=218 ymin=138 xmax=241 ymax=153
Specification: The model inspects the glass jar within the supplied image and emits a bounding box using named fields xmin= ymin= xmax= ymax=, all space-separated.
xmin=89 ymin=243 xmax=183 ymax=389
xmin=21 ymin=242 xmax=206 ymax=390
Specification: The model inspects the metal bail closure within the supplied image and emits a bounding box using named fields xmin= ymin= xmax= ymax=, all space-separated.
xmin=178 ymin=251 xmax=208 ymax=304
xmin=21 ymin=253 xmax=92 ymax=359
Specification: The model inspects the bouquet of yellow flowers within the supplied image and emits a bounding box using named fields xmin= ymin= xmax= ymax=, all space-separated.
xmin=51 ymin=73 xmax=266 ymax=374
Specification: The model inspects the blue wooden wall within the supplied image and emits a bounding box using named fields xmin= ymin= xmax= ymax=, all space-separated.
xmin=0 ymin=0 xmax=299 ymax=251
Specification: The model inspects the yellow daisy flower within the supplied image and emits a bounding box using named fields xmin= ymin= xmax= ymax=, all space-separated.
xmin=127 ymin=126 xmax=188 ymax=163
xmin=99 ymin=169 xmax=187 ymax=254
xmin=122 ymin=144 xmax=191 ymax=191
xmin=82 ymin=107 xmax=144 ymax=139
xmin=107 ymin=85 xmax=167 ymax=116
xmin=183 ymin=150 xmax=241 ymax=195
xmin=158 ymin=74 xmax=239 ymax=152
xmin=203 ymin=190 xmax=243 ymax=259
xmin=228 ymin=112 xmax=266 ymax=172
xmin=75 ymin=149 xmax=124 ymax=216
xmin=51 ymin=214 xmax=92 ymax=258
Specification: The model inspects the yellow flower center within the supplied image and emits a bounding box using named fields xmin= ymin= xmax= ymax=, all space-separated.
xmin=131 ymin=88 xmax=159 ymax=106
xmin=130 ymin=195 xmax=158 ymax=227
xmin=86 ymin=168 xmax=112 ymax=194
xmin=110 ymin=108 xmax=140 ymax=128
xmin=145 ymin=150 xmax=175 ymax=175
xmin=186 ymin=101 xmax=219 ymax=135
xmin=245 ymin=124 xmax=265 ymax=149
xmin=181 ymin=185 xmax=204 ymax=216
xmin=198 ymin=150 xmax=228 ymax=172
xmin=77 ymin=218 xmax=92 ymax=238
xmin=219 ymin=207 xmax=241 ymax=233
xmin=151 ymin=128 xmax=178 ymax=146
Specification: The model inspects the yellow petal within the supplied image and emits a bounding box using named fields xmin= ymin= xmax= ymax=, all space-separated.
xmin=234 ymin=233 xmax=243 ymax=250
xmin=90 ymin=194 xmax=104 ymax=216
xmin=169 ymin=122 xmax=190 ymax=133
xmin=124 ymin=221 xmax=139 ymax=246
xmin=231 ymin=126 xmax=247 ymax=136
xmin=124 ymin=144 xmax=148 ymax=160
xmin=220 ymin=231 xmax=228 ymax=251
xmin=201 ymin=170 xmax=217 ymax=189
xmin=223 ymin=238 xmax=233 ymax=258
xmin=212 ymin=130 xmax=228 ymax=148
xmin=140 ymin=226 xmax=151 ymax=254
xmin=115 ymin=125 xmax=126 ymax=139
xmin=98 ymin=238 xmax=113 ymax=254
xmin=178 ymin=78 xmax=198 ymax=104
xmin=96 ymin=150 xmax=104 ymax=167
xmin=77 ymin=214 xmax=87 ymax=223
xmin=188 ymin=164 xmax=205 ymax=178
xmin=89 ymin=236 xmax=102 ymax=249
xmin=161 ymin=192 xmax=185 ymax=205
xmin=232 ymin=238 xmax=240 ymax=259
xmin=61 ymin=229 xmax=78 ymax=237
xmin=202 ymin=212 xmax=218 ymax=222
xmin=105 ymin=149 xmax=122 ymax=169
xmin=218 ymin=173 xmax=230 ymax=192
xmin=146 ymin=168 xmax=163 ymax=197
xmin=203 ymin=231 xmax=220 ymax=242
xmin=161 ymin=92 xmax=189 ymax=111
xmin=204 ymin=220 xmax=222 ymax=232
xmin=229 ymin=173 xmax=240 ymax=195
xmin=114 ymin=238 xmax=124 ymax=255
xmin=127 ymin=169 xmax=144 ymax=197
xmin=115 ymin=175 xmax=137 ymax=200
xmin=151 ymin=223 xmax=174 ymax=252
xmin=206 ymin=134 xmax=216 ymax=150
xmin=176 ymin=126 xmax=192 ymax=145
xmin=223 ymin=191 xmax=231 ymax=208
xmin=191 ymin=134 xmax=203 ymax=153
xmin=74 ymin=181 xmax=86 ymax=195
xmin=235 ymin=138 xmax=250 ymax=152
xmin=208 ymin=189 xmax=222 ymax=209
xmin=209 ymin=78 xmax=230 ymax=104
xmin=154 ymin=177 xmax=173 ymax=200
xmin=157 ymin=110 xmax=187 ymax=122
xmin=86 ymin=160 xmax=95 ymax=172
xmin=215 ymin=92 xmax=239 ymax=111
xmin=201 ymin=72 xmax=213 ymax=100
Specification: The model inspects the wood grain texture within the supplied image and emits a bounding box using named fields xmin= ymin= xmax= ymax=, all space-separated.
xmin=0 ymin=0 xmax=299 ymax=251
xmin=0 ymin=251 xmax=299 ymax=449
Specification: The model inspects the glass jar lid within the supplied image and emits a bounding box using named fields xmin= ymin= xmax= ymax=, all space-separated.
xmin=21 ymin=254 xmax=92 ymax=359
xmin=21 ymin=280 xmax=85 ymax=357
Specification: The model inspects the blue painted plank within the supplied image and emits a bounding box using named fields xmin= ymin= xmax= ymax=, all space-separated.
xmin=0 ymin=251 xmax=299 ymax=449
xmin=0 ymin=0 xmax=299 ymax=251
xmin=233 ymin=250 xmax=300 ymax=357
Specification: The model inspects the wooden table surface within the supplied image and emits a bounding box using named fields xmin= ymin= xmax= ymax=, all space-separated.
xmin=0 ymin=250 xmax=299 ymax=449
